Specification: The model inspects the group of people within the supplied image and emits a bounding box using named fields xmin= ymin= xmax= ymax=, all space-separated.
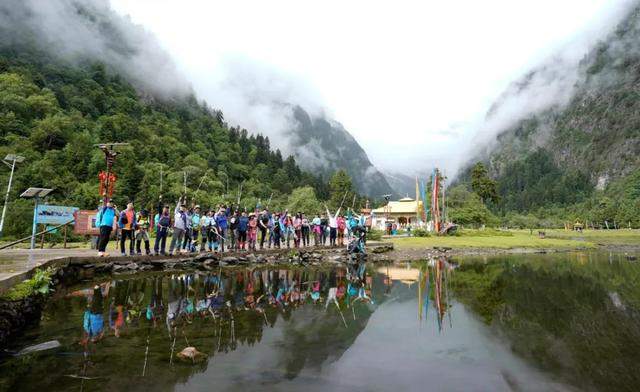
xmin=94 ymin=196 xmax=369 ymax=257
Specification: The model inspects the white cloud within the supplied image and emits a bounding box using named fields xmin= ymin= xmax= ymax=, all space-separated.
xmin=110 ymin=0 xmax=636 ymax=174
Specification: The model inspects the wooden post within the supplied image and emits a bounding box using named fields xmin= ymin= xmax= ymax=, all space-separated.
xmin=63 ymin=223 xmax=68 ymax=249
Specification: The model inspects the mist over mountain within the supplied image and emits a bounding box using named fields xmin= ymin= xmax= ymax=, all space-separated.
xmin=461 ymin=1 xmax=640 ymax=214
xmin=0 ymin=0 xmax=391 ymax=197
xmin=287 ymin=106 xmax=393 ymax=197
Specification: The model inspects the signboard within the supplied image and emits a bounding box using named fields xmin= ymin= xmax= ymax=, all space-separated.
xmin=73 ymin=210 xmax=101 ymax=236
xmin=73 ymin=209 xmax=118 ymax=236
xmin=36 ymin=205 xmax=78 ymax=225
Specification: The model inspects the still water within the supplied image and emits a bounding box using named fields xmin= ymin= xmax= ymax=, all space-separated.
xmin=1 ymin=252 xmax=639 ymax=392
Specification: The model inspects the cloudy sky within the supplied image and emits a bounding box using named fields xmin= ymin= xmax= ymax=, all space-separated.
xmin=111 ymin=0 xmax=634 ymax=173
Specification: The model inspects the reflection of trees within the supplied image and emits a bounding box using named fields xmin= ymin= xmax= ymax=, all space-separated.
xmin=451 ymin=255 xmax=640 ymax=391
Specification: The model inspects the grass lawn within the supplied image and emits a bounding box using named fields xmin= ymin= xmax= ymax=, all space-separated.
xmin=386 ymin=229 xmax=640 ymax=250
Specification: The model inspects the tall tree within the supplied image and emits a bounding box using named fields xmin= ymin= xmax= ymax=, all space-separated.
xmin=471 ymin=162 xmax=499 ymax=205
xmin=328 ymin=170 xmax=355 ymax=211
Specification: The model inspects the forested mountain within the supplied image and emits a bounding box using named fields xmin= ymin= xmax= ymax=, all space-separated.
xmin=287 ymin=106 xmax=393 ymax=198
xmin=0 ymin=0 xmax=331 ymax=237
xmin=461 ymin=2 xmax=640 ymax=227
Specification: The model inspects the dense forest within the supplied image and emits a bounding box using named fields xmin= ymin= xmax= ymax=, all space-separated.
xmin=0 ymin=42 xmax=342 ymax=237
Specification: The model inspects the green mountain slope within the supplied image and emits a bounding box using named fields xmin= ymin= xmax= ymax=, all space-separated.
xmin=0 ymin=0 xmax=327 ymax=237
xmin=465 ymin=3 xmax=640 ymax=225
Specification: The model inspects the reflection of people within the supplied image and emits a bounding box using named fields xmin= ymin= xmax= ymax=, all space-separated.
xmin=82 ymin=285 xmax=106 ymax=343
xmin=110 ymin=281 xmax=129 ymax=337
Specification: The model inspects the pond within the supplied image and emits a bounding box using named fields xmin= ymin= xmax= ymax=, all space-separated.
xmin=1 ymin=251 xmax=639 ymax=391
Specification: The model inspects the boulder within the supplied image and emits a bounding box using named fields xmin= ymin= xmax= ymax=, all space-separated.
xmin=221 ymin=256 xmax=238 ymax=265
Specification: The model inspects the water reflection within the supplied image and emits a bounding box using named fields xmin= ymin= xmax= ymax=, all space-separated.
xmin=2 ymin=252 xmax=640 ymax=391
xmin=379 ymin=258 xmax=456 ymax=332
xmin=58 ymin=261 xmax=375 ymax=389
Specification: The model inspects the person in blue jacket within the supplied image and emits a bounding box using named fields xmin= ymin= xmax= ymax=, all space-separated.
xmin=95 ymin=200 xmax=116 ymax=257
xmin=215 ymin=206 xmax=229 ymax=252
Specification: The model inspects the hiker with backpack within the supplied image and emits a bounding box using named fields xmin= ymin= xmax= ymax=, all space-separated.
xmin=135 ymin=209 xmax=151 ymax=255
xmin=119 ymin=203 xmax=137 ymax=256
xmin=154 ymin=204 xmax=171 ymax=255
xmin=169 ymin=196 xmax=188 ymax=255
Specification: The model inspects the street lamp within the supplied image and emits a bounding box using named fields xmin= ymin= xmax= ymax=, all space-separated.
xmin=0 ymin=154 xmax=25 ymax=238
xmin=20 ymin=187 xmax=53 ymax=249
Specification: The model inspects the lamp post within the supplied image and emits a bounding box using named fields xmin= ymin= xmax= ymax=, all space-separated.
xmin=20 ymin=187 xmax=53 ymax=249
xmin=0 ymin=154 xmax=25 ymax=238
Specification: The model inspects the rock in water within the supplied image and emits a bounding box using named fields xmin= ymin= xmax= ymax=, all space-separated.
xmin=15 ymin=340 xmax=61 ymax=356
xmin=177 ymin=346 xmax=206 ymax=363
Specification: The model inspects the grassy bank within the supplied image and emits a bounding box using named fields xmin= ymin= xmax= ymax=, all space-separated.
xmin=387 ymin=229 xmax=640 ymax=251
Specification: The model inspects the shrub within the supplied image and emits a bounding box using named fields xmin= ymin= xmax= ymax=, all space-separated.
xmin=367 ymin=229 xmax=383 ymax=241
xmin=412 ymin=228 xmax=430 ymax=237
xmin=2 ymin=268 xmax=54 ymax=301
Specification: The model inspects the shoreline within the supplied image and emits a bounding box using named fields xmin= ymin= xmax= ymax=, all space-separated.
xmin=380 ymin=243 xmax=640 ymax=262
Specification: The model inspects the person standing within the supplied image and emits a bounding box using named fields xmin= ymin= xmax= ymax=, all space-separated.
xmin=320 ymin=213 xmax=328 ymax=246
xmin=135 ymin=209 xmax=151 ymax=255
xmin=301 ymin=213 xmax=310 ymax=247
xmin=293 ymin=213 xmax=302 ymax=248
xmin=237 ymin=211 xmax=249 ymax=250
xmin=182 ymin=205 xmax=193 ymax=252
xmin=248 ymin=213 xmax=258 ymax=251
xmin=267 ymin=212 xmax=275 ymax=249
xmin=312 ymin=214 xmax=321 ymax=246
xmin=119 ymin=202 xmax=136 ymax=256
xmin=337 ymin=215 xmax=346 ymax=246
xmin=154 ymin=205 xmax=171 ymax=255
xmin=96 ymin=201 xmax=116 ymax=257
xmin=259 ymin=210 xmax=269 ymax=250
xmin=272 ymin=212 xmax=281 ymax=249
xmin=229 ymin=210 xmax=239 ymax=251
xmin=169 ymin=197 xmax=188 ymax=255
xmin=325 ymin=205 xmax=341 ymax=247
xmin=190 ymin=206 xmax=201 ymax=252
xmin=215 ymin=206 xmax=228 ymax=252
xmin=200 ymin=209 xmax=210 ymax=252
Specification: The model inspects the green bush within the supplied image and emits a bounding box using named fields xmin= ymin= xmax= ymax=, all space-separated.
xmin=412 ymin=228 xmax=430 ymax=237
xmin=2 ymin=268 xmax=54 ymax=301
xmin=367 ymin=229 xmax=383 ymax=241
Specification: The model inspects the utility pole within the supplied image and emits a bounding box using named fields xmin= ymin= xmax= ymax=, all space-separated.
xmin=96 ymin=143 xmax=128 ymax=204
xmin=0 ymin=154 xmax=25 ymax=238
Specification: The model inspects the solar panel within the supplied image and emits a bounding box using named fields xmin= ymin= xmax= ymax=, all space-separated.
xmin=4 ymin=154 xmax=25 ymax=163
xmin=20 ymin=187 xmax=54 ymax=198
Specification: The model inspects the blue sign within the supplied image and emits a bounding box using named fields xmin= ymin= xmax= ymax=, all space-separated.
xmin=36 ymin=205 xmax=78 ymax=225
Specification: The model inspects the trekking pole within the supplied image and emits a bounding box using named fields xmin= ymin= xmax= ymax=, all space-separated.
xmin=183 ymin=172 xmax=187 ymax=195
xmin=334 ymin=299 xmax=348 ymax=327
xmin=266 ymin=193 xmax=273 ymax=209
xmin=142 ymin=326 xmax=150 ymax=376
xmin=338 ymin=191 xmax=348 ymax=210
xmin=170 ymin=326 xmax=177 ymax=365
